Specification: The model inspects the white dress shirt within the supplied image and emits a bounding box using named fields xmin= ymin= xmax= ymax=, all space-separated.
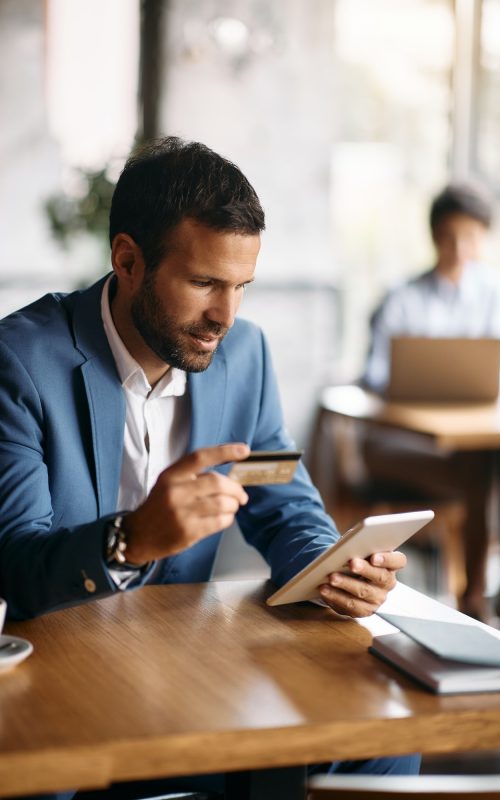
xmin=101 ymin=277 xmax=190 ymax=586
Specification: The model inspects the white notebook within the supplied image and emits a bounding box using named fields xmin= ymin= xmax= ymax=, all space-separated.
xmin=370 ymin=612 xmax=500 ymax=694
xmin=364 ymin=583 xmax=500 ymax=695
xmin=370 ymin=630 xmax=500 ymax=695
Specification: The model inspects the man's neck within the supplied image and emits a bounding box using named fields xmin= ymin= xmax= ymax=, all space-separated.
xmin=110 ymin=292 xmax=171 ymax=388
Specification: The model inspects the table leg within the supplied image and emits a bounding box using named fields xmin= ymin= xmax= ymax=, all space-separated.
xmin=225 ymin=765 xmax=307 ymax=800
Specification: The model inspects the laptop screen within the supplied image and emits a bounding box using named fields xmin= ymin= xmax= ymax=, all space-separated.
xmin=387 ymin=337 xmax=500 ymax=403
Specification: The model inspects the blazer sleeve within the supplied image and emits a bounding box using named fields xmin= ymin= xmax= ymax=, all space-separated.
xmin=0 ymin=341 xmax=128 ymax=620
xmin=235 ymin=331 xmax=341 ymax=588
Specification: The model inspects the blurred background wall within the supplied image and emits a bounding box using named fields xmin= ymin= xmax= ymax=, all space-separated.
xmin=1 ymin=0 xmax=500 ymax=447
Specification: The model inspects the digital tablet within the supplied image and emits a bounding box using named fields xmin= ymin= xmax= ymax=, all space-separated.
xmin=266 ymin=509 xmax=434 ymax=606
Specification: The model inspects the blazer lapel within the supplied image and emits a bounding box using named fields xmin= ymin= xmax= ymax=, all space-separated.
xmin=80 ymin=359 xmax=125 ymax=515
xmin=188 ymin=351 xmax=228 ymax=452
xmin=71 ymin=277 xmax=125 ymax=516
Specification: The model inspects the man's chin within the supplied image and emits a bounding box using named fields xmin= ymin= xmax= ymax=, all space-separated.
xmin=149 ymin=337 xmax=220 ymax=373
xmin=185 ymin=355 xmax=214 ymax=373
xmin=171 ymin=349 xmax=216 ymax=373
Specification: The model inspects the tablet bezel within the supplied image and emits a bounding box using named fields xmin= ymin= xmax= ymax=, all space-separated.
xmin=266 ymin=509 xmax=434 ymax=606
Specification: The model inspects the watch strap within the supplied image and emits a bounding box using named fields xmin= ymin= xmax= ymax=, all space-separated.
xmin=105 ymin=515 xmax=147 ymax=571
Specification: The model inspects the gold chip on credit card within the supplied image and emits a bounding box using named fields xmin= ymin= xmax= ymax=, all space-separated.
xmin=228 ymin=450 xmax=303 ymax=485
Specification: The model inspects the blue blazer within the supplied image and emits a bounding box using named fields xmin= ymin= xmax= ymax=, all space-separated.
xmin=0 ymin=276 xmax=338 ymax=619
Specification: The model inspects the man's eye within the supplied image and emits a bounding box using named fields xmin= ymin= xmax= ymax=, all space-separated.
xmin=192 ymin=280 xmax=212 ymax=288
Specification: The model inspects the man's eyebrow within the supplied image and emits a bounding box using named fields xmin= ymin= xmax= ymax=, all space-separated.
xmin=191 ymin=274 xmax=255 ymax=286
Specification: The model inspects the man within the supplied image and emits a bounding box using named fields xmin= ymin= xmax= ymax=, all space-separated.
xmin=0 ymin=137 xmax=418 ymax=792
xmin=363 ymin=182 xmax=500 ymax=391
xmin=362 ymin=182 xmax=500 ymax=621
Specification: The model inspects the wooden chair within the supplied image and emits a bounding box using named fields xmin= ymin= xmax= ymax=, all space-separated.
xmin=150 ymin=795 xmax=221 ymax=800
xmin=142 ymin=795 xmax=220 ymax=800
xmin=308 ymin=406 xmax=467 ymax=602
xmin=77 ymin=788 xmax=222 ymax=800
xmin=307 ymin=774 xmax=500 ymax=799
xmin=148 ymin=795 xmax=221 ymax=800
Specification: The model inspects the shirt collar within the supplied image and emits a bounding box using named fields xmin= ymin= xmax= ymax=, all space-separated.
xmin=100 ymin=276 xmax=187 ymax=399
xmin=430 ymin=262 xmax=477 ymax=299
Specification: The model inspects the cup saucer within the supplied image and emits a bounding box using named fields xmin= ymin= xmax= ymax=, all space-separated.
xmin=0 ymin=634 xmax=33 ymax=671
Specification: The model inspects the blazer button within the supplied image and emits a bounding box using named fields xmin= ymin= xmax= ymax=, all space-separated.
xmin=84 ymin=578 xmax=97 ymax=593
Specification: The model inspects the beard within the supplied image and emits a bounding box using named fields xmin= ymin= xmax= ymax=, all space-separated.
xmin=131 ymin=273 xmax=229 ymax=373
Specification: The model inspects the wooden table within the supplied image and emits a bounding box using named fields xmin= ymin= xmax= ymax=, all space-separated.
xmin=3 ymin=580 xmax=500 ymax=799
xmin=319 ymin=384 xmax=500 ymax=451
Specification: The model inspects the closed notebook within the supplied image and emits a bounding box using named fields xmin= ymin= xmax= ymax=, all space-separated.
xmin=370 ymin=615 xmax=500 ymax=694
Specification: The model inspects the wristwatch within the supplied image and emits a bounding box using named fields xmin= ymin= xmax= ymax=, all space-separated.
xmin=105 ymin=515 xmax=146 ymax=570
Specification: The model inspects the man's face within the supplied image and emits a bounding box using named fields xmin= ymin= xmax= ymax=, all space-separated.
xmin=432 ymin=213 xmax=487 ymax=274
xmin=131 ymin=218 xmax=260 ymax=373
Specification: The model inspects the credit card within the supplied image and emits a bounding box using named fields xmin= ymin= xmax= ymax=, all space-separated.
xmin=228 ymin=450 xmax=303 ymax=485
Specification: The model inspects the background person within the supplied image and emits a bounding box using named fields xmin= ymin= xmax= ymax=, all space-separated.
xmin=361 ymin=182 xmax=500 ymax=622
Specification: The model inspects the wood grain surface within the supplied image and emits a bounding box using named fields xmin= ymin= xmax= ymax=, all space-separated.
xmin=2 ymin=580 xmax=500 ymax=797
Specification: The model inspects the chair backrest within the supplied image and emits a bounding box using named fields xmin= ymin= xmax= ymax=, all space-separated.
xmin=141 ymin=792 xmax=221 ymax=800
xmin=307 ymin=774 xmax=500 ymax=800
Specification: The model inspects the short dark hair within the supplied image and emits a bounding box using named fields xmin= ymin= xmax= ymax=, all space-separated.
xmin=430 ymin=182 xmax=493 ymax=231
xmin=109 ymin=136 xmax=265 ymax=270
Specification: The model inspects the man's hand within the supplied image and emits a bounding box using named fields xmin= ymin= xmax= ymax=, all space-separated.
xmin=122 ymin=443 xmax=250 ymax=564
xmin=318 ymin=550 xmax=406 ymax=618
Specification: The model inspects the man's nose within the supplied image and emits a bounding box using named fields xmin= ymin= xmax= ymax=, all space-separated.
xmin=205 ymin=291 xmax=238 ymax=329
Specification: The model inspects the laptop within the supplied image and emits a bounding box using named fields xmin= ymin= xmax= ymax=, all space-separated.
xmin=387 ymin=337 xmax=500 ymax=402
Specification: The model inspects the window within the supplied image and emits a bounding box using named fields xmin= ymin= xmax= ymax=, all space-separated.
xmin=331 ymin=0 xmax=454 ymax=377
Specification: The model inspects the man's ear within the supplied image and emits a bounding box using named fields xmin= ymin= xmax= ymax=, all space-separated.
xmin=111 ymin=233 xmax=145 ymax=291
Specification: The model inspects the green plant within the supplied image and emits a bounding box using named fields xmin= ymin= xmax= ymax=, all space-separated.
xmin=45 ymin=167 xmax=115 ymax=249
